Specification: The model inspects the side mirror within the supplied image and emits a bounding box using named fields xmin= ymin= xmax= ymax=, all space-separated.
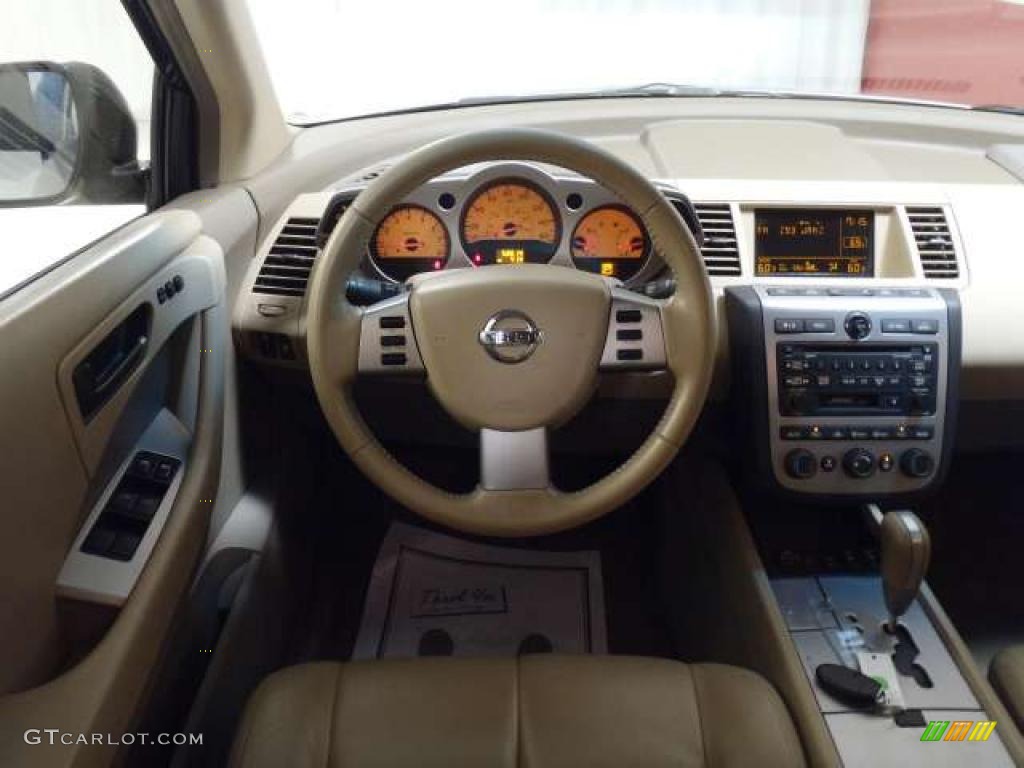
xmin=0 ymin=61 xmax=146 ymax=206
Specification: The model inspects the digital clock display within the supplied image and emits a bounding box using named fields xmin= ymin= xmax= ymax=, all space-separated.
xmin=495 ymin=247 xmax=526 ymax=264
xmin=755 ymin=209 xmax=874 ymax=277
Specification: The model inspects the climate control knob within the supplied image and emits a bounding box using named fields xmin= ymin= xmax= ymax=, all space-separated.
xmin=900 ymin=448 xmax=935 ymax=478
xmin=844 ymin=312 xmax=872 ymax=341
xmin=784 ymin=449 xmax=817 ymax=479
xmin=843 ymin=448 xmax=876 ymax=479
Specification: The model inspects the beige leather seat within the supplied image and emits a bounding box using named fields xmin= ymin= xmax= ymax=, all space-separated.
xmin=991 ymin=645 xmax=1024 ymax=732
xmin=230 ymin=655 xmax=805 ymax=767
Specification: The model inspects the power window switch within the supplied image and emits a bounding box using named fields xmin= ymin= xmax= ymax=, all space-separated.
xmin=120 ymin=495 xmax=160 ymax=525
xmin=109 ymin=532 xmax=142 ymax=561
xmin=81 ymin=527 xmax=116 ymax=556
xmin=154 ymin=460 xmax=177 ymax=483
xmin=110 ymin=491 xmax=138 ymax=514
xmin=131 ymin=455 xmax=155 ymax=478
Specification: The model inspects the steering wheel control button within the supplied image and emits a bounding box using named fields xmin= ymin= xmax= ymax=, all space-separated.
xmin=842 ymin=448 xmax=876 ymax=479
xmin=775 ymin=318 xmax=804 ymax=334
xmin=784 ymin=449 xmax=817 ymax=479
xmin=478 ymin=310 xmax=543 ymax=364
xmin=615 ymin=309 xmax=642 ymax=323
xmin=900 ymin=449 xmax=935 ymax=478
xmin=843 ymin=312 xmax=872 ymax=340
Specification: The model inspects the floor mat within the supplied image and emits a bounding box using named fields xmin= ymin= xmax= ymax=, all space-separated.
xmin=352 ymin=521 xmax=607 ymax=659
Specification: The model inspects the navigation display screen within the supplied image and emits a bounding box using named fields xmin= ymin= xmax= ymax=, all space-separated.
xmin=755 ymin=209 xmax=874 ymax=277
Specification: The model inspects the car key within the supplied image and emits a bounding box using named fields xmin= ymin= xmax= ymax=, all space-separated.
xmin=815 ymin=663 xmax=883 ymax=709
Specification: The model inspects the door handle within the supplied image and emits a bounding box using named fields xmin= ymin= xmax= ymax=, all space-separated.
xmin=92 ymin=334 xmax=147 ymax=396
xmin=73 ymin=304 xmax=151 ymax=422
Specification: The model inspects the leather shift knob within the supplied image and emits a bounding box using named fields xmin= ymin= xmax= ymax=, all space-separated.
xmin=880 ymin=510 xmax=931 ymax=626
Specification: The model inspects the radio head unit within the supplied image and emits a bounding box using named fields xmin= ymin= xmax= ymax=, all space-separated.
xmin=725 ymin=285 xmax=960 ymax=499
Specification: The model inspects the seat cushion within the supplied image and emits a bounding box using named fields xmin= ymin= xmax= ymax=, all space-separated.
xmin=991 ymin=645 xmax=1024 ymax=732
xmin=229 ymin=655 xmax=805 ymax=768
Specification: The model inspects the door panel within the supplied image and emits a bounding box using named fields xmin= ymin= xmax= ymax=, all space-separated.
xmin=0 ymin=208 xmax=228 ymax=767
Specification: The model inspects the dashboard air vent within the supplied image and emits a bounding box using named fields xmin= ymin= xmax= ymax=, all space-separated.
xmin=692 ymin=203 xmax=742 ymax=276
xmin=253 ymin=217 xmax=320 ymax=297
xmin=906 ymin=206 xmax=958 ymax=279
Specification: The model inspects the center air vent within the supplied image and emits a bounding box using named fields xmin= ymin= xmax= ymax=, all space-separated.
xmin=906 ymin=206 xmax=959 ymax=279
xmin=253 ymin=217 xmax=320 ymax=297
xmin=692 ymin=203 xmax=741 ymax=276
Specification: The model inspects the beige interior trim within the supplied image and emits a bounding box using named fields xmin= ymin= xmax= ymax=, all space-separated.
xmin=919 ymin=583 xmax=1024 ymax=762
xmin=306 ymin=128 xmax=715 ymax=536
xmin=661 ymin=461 xmax=842 ymax=768
xmin=0 ymin=306 xmax=226 ymax=768
xmin=172 ymin=0 xmax=292 ymax=182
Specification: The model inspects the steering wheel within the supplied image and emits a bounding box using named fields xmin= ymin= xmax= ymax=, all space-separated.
xmin=306 ymin=129 xmax=715 ymax=536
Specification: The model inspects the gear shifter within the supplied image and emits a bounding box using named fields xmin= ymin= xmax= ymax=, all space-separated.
xmin=879 ymin=510 xmax=931 ymax=631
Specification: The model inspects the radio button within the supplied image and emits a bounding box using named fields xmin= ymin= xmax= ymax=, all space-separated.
xmin=843 ymin=448 xmax=876 ymax=478
xmin=849 ymin=427 xmax=871 ymax=440
xmin=909 ymin=426 xmax=934 ymax=440
xmin=785 ymin=449 xmax=817 ymax=479
xmin=844 ymin=312 xmax=872 ymax=340
xmin=775 ymin=318 xmax=805 ymax=334
xmin=824 ymin=426 xmax=849 ymax=440
xmin=780 ymin=426 xmax=806 ymax=440
xmin=870 ymin=427 xmax=894 ymax=440
xmin=901 ymin=448 xmax=935 ymax=478
xmin=911 ymin=319 xmax=939 ymax=334
xmin=881 ymin=319 xmax=912 ymax=333
xmin=806 ymin=318 xmax=836 ymax=333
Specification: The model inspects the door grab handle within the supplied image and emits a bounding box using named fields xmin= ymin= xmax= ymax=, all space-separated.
xmin=92 ymin=335 xmax=147 ymax=396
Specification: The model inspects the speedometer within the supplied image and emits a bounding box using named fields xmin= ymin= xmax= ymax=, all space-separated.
xmin=570 ymin=205 xmax=649 ymax=281
xmin=460 ymin=179 xmax=561 ymax=266
xmin=370 ymin=204 xmax=450 ymax=281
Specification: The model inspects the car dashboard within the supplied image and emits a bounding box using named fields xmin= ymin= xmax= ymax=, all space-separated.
xmin=232 ymin=105 xmax=1024 ymax=504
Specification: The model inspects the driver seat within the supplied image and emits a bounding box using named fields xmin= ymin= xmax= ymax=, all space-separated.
xmin=229 ymin=655 xmax=805 ymax=767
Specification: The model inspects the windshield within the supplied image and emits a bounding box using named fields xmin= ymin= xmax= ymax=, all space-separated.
xmin=247 ymin=0 xmax=1024 ymax=125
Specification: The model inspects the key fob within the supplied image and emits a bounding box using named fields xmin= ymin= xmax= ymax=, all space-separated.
xmin=815 ymin=663 xmax=882 ymax=709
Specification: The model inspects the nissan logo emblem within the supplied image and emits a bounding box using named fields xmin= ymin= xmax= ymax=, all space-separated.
xmin=478 ymin=310 xmax=543 ymax=363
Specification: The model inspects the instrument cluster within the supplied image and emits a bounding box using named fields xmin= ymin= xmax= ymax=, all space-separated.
xmin=350 ymin=164 xmax=661 ymax=285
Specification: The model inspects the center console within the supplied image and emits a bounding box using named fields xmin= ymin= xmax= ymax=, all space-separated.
xmin=726 ymin=285 xmax=961 ymax=499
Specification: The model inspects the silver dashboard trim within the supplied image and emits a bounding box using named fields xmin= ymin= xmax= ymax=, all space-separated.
xmin=759 ymin=286 xmax=949 ymax=495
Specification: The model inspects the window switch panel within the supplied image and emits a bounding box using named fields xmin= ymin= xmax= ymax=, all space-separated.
xmin=80 ymin=451 xmax=180 ymax=561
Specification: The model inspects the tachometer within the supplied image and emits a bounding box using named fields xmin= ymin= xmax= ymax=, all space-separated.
xmin=460 ymin=180 xmax=561 ymax=266
xmin=370 ymin=204 xmax=450 ymax=281
xmin=570 ymin=205 xmax=649 ymax=281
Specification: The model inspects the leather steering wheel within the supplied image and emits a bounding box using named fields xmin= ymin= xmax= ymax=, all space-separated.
xmin=306 ymin=129 xmax=715 ymax=536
